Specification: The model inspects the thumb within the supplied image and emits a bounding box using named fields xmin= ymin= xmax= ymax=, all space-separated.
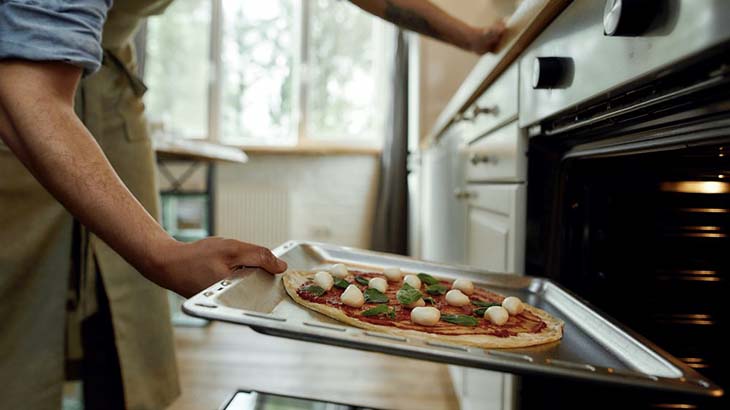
xmin=232 ymin=243 xmax=288 ymax=274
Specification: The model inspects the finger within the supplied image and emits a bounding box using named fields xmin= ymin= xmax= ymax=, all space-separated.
xmin=232 ymin=244 xmax=288 ymax=274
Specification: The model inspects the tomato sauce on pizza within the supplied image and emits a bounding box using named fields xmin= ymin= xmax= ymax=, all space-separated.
xmin=297 ymin=270 xmax=547 ymax=337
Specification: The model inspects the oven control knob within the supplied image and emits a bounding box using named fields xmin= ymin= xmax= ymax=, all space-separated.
xmin=532 ymin=57 xmax=566 ymax=89
xmin=603 ymin=0 xmax=662 ymax=36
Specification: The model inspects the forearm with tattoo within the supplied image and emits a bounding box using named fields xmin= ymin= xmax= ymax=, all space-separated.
xmin=383 ymin=0 xmax=440 ymax=39
xmin=348 ymin=0 xmax=483 ymax=51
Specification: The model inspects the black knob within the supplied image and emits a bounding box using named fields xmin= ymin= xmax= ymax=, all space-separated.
xmin=532 ymin=57 xmax=569 ymax=89
xmin=603 ymin=0 xmax=663 ymax=36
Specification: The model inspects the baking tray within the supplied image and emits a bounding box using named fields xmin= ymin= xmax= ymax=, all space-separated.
xmin=183 ymin=241 xmax=723 ymax=398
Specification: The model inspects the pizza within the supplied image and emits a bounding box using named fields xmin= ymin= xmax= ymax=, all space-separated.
xmin=282 ymin=265 xmax=564 ymax=349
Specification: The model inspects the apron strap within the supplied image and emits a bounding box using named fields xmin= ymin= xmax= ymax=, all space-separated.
xmin=102 ymin=49 xmax=148 ymax=97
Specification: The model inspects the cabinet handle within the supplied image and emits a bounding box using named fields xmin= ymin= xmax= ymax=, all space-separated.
xmin=453 ymin=189 xmax=477 ymax=200
xmin=454 ymin=105 xmax=498 ymax=123
xmin=472 ymin=105 xmax=498 ymax=118
xmin=470 ymin=153 xmax=491 ymax=165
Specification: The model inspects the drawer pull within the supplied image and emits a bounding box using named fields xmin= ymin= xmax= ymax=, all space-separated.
xmin=455 ymin=105 xmax=498 ymax=122
xmin=453 ymin=189 xmax=477 ymax=200
xmin=470 ymin=154 xmax=491 ymax=165
xmin=472 ymin=105 xmax=498 ymax=118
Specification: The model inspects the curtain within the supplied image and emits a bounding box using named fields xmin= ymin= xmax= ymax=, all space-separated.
xmin=371 ymin=29 xmax=409 ymax=254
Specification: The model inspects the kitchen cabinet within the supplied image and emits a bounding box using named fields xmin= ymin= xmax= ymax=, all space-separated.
xmin=407 ymin=151 xmax=422 ymax=259
xmin=464 ymin=121 xmax=526 ymax=183
xmin=450 ymin=126 xmax=526 ymax=410
xmin=420 ymin=124 xmax=468 ymax=265
xmin=465 ymin=184 xmax=526 ymax=274
xmin=452 ymin=184 xmax=525 ymax=410
xmin=450 ymin=119 xmax=526 ymax=410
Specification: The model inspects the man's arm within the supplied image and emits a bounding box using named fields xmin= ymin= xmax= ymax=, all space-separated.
xmin=349 ymin=0 xmax=505 ymax=54
xmin=0 ymin=60 xmax=286 ymax=297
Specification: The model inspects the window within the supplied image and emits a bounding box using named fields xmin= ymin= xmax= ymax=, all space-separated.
xmin=145 ymin=0 xmax=391 ymax=147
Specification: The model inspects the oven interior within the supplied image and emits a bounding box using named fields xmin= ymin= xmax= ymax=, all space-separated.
xmin=560 ymin=143 xmax=729 ymax=386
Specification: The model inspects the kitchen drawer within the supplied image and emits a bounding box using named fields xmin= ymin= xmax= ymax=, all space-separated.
xmin=462 ymin=64 xmax=518 ymax=142
xmin=461 ymin=184 xmax=526 ymax=275
xmin=464 ymin=121 xmax=526 ymax=182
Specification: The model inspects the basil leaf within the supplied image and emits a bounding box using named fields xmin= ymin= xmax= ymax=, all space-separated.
xmin=388 ymin=307 xmax=396 ymax=319
xmin=425 ymin=284 xmax=448 ymax=295
xmin=355 ymin=276 xmax=370 ymax=286
xmin=417 ymin=272 xmax=439 ymax=286
xmin=396 ymin=284 xmax=423 ymax=305
xmin=333 ymin=278 xmax=350 ymax=289
xmin=361 ymin=304 xmax=389 ymax=317
xmin=302 ymin=285 xmax=326 ymax=296
xmin=473 ymin=307 xmax=488 ymax=317
xmin=472 ymin=300 xmax=500 ymax=308
xmin=441 ymin=314 xmax=479 ymax=327
xmin=423 ymin=296 xmax=435 ymax=304
xmin=364 ymin=288 xmax=389 ymax=304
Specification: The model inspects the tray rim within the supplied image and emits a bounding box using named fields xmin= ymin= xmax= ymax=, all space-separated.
xmin=182 ymin=240 xmax=724 ymax=398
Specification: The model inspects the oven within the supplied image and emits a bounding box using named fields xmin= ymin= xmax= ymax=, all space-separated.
xmin=519 ymin=1 xmax=730 ymax=408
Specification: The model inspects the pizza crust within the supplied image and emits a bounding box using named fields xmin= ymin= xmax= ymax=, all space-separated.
xmin=283 ymin=270 xmax=564 ymax=349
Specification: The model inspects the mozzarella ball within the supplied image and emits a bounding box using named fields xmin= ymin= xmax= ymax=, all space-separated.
xmin=405 ymin=298 xmax=426 ymax=309
xmin=445 ymin=289 xmax=470 ymax=307
xmin=313 ymin=271 xmax=334 ymax=291
xmin=451 ymin=279 xmax=474 ymax=295
xmin=403 ymin=274 xmax=421 ymax=289
xmin=383 ymin=267 xmax=403 ymax=282
xmin=485 ymin=306 xmax=509 ymax=326
xmin=340 ymin=285 xmax=365 ymax=308
xmin=502 ymin=296 xmax=524 ymax=315
xmin=410 ymin=307 xmax=441 ymax=326
xmin=329 ymin=263 xmax=349 ymax=279
xmin=368 ymin=277 xmax=388 ymax=293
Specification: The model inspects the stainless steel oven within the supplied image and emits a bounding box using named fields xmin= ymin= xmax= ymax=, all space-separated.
xmin=520 ymin=1 xmax=730 ymax=408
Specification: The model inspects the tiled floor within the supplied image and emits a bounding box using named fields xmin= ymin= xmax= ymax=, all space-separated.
xmin=168 ymin=322 xmax=459 ymax=410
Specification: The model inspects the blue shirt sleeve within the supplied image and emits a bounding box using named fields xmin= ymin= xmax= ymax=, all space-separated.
xmin=0 ymin=0 xmax=113 ymax=74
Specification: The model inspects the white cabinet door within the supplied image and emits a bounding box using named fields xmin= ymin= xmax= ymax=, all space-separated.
xmin=467 ymin=208 xmax=509 ymax=272
xmin=461 ymin=368 xmax=509 ymax=410
xmin=421 ymin=125 xmax=468 ymax=265
xmin=453 ymin=183 xmax=525 ymax=410
xmin=465 ymin=184 xmax=526 ymax=274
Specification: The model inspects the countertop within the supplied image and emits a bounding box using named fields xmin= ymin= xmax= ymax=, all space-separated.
xmin=423 ymin=0 xmax=572 ymax=147
xmin=154 ymin=136 xmax=248 ymax=163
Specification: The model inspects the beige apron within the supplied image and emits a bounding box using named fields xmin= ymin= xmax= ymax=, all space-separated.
xmin=0 ymin=146 xmax=74 ymax=409
xmin=72 ymin=43 xmax=180 ymax=409
xmin=0 ymin=1 xmax=179 ymax=408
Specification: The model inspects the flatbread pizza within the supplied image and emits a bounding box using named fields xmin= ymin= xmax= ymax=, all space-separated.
xmin=283 ymin=266 xmax=563 ymax=349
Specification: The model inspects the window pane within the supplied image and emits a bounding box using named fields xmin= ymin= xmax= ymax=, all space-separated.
xmin=145 ymin=0 xmax=211 ymax=139
xmin=306 ymin=0 xmax=386 ymax=142
xmin=220 ymin=0 xmax=297 ymax=145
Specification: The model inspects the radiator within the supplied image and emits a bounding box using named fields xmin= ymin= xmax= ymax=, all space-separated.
xmin=215 ymin=188 xmax=290 ymax=248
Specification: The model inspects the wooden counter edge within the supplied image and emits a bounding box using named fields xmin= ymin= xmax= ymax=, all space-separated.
xmin=424 ymin=0 xmax=572 ymax=147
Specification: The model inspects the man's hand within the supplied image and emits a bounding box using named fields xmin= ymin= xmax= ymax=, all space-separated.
xmin=0 ymin=60 xmax=287 ymax=298
xmin=467 ymin=20 xmax=507 ymax=55
xmin=150 ymin=238 xmax=287 ymax=298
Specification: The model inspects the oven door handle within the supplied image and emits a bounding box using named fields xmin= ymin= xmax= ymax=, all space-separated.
xmin=545 ymin=75 xmax=728 ymax=136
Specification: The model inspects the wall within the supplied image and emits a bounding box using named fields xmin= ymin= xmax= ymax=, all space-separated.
xmin=411 ymin=0 xmax=519 ymax=144
xmin=214 ymin=154 xmax=380 ymax=250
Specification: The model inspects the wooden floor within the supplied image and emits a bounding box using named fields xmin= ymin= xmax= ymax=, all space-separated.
xmin=168 ymin=322 xmax=459 ymax=410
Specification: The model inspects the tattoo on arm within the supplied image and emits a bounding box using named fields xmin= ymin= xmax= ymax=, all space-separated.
xmin=383 ymin=0 xmax=442 ymax=40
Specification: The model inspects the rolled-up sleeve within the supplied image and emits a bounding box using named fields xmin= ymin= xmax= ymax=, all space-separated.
xmin=0 ymin=0 xmax=113 ymax=74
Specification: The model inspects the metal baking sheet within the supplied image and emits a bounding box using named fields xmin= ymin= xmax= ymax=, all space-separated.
xmin=183 ymin=241 xmax=723 ymax=398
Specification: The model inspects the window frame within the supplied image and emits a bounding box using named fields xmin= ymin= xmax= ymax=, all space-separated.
xmin=199 ymin=0 xmax=390 ymax=148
